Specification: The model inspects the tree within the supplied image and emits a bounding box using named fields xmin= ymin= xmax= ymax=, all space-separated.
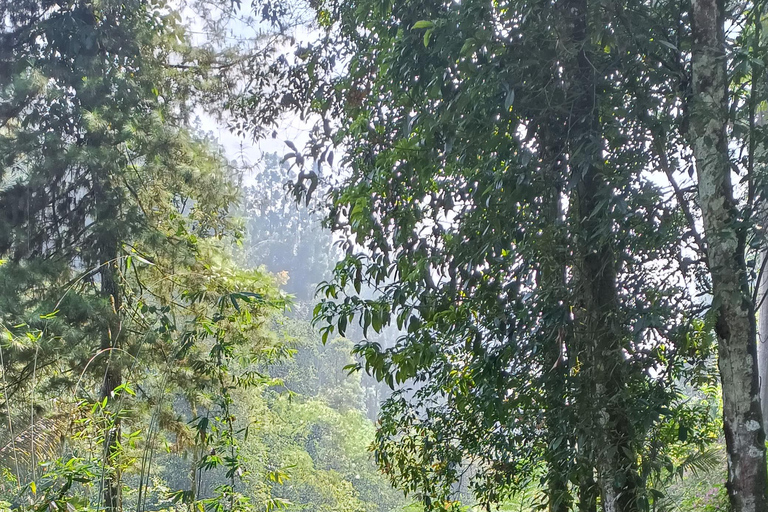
xmin=241 ymin=152 xmax=336 ymax=302
xmin=0 ymin=1 xmax=288 ymax=511
xmin=233 ymin=332 xmax=411 ymax=512
xmin=277 ymin=1 xmax=715 ymax=511
xmin=158 ymin=0 xmax=768 ymax=509
xmin=689 ymin=1 xmax=768 ymax=511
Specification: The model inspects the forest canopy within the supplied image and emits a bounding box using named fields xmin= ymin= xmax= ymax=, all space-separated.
xmin=1 ymin=1 xmax=768 ymax=512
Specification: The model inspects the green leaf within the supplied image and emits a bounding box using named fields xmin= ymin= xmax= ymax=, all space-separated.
xmin=424 ymin=28 xmax=433 ymax=47
xmin=133 ymin=254 xmax=154 ymax=266
xmin=460 ymin=38 xmax=477 ymax=56
xmin=657 ymin=39 xmax=678 ymax=51
xmin=412 ymin=20 xmax=434 ymax=29
xmin=504 ymin=88 xmax=515 ymax=110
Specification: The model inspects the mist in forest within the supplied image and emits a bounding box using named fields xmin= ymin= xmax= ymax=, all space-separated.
xmin=1 ymin=0 xmax=759 ymax=511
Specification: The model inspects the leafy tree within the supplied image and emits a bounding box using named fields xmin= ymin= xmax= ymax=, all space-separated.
xmin=259 ymin=0 xmax=724 ymax=511
xmin=241 ymin=153 xmax=336 ymax=302
xmin=243 ymin=387 xmax=410 ymax=512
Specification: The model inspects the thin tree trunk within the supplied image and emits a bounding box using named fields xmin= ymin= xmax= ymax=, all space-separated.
xmin=538 ymin=123 xmax=573 ymax=512
xmin=100 ymin=246 xmax=122 ymax=512
xmin=578 ymin=469 xmax=598 ymax=512
xmin=94 ymin=173 xmax=123 ymax=512
xmin=543 ymin=313 xmax=571 ymax=512
xmin=690 ymin=1 xmax=768 ymax=511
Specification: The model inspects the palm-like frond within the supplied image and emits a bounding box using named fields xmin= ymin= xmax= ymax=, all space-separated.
xmin=0 ymin=410 xmax=77 ymax=470
xmin=675 ymin=447 xmax=724 ymax=479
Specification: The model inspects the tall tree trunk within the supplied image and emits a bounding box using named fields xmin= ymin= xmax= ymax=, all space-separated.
xmin=95 ymin=177 xmax=123 ymax=512
xmin=578 ymin=469 xmax=598 ymax=512
xmin=538 ymin=123 xmax=573 ymax=512
xmin=690 ymin=1 xmax=768 ymax=511
xmin=759 ymin=257 xmax=768 ymax=429
xmin=565 ymin=0 xmax=642 ymax=510
xmin=100 ymin=253 xmax=122 ymax=512
xmin=542 ymin=280 xmax=571 ymax=512
xmin=751 ymin=1 xmax=768 ymax=436
xmin=572 ymin=169 xmax=641 ymax=512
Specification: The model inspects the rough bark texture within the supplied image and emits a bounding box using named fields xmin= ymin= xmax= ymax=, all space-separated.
xmin=573 ymin=173 xmax=640 ymax=512
xmin=690 ymin=1 xmax=768 ymax=511
xmin=753 ymin=14 xmax=768 ymax=436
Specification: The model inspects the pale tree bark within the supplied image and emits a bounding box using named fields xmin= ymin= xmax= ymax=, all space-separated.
xmin=752 ymin=5 xmax=768 ymax=435
xmin=759 ymin=258 xmax=768 ymax=429
xmin=690 ymin=1 xmax=768 ymax=511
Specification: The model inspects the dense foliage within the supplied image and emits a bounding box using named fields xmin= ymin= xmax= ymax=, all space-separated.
xmin=0 ymin=2 xmax=412 ymax=498
xmin=0 ymin=0 xmax=289 ymax=510
xmin=266 ymin=0 xmax=768 ymax=511
xmin=3 ymin=1 xmax=768 ymax=512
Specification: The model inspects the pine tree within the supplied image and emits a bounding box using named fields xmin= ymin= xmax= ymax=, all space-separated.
xmin=0 ymin=1 xmax=286 ymax=511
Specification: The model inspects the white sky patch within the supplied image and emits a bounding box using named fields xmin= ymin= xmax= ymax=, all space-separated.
xmin=177 ymin=0 xmax=319 ymax=185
